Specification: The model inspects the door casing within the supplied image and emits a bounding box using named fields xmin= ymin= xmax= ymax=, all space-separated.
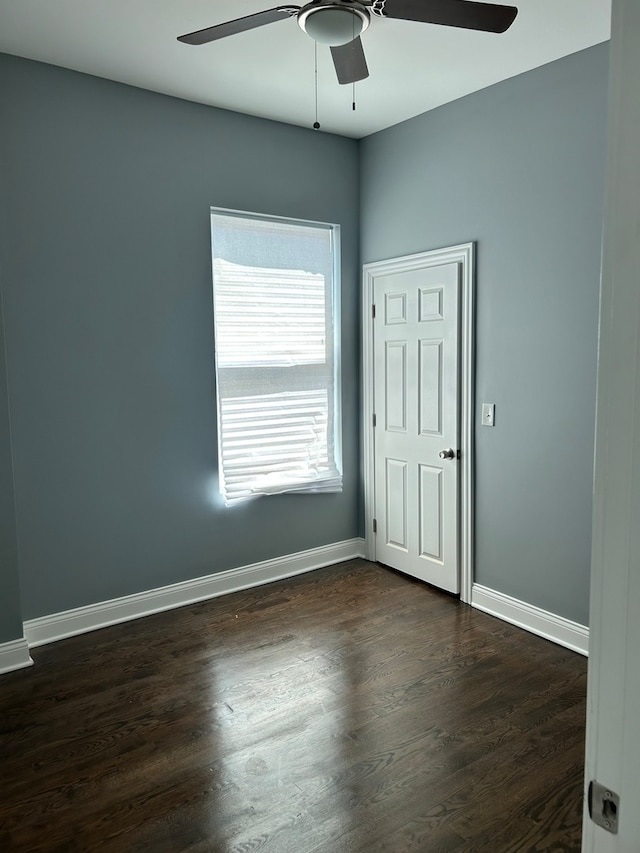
xmin=362 ymin=243 xmax=475 ymax=603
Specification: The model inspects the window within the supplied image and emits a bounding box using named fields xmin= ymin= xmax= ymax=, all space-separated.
xmin=211 ymin=209 xmax=342 ymax=506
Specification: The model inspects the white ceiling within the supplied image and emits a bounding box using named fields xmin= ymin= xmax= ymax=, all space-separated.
xmin=0 ymin=0 xmax=611 ymax=138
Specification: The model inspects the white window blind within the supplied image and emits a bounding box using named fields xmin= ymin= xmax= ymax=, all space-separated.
xmin=211 ymin=210 xmax=342 ymax=506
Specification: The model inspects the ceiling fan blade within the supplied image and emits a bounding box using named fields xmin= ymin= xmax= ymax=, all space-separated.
xmin=375 ymin=0 xmax=518 ymax=34
xmin=331 ymin=37 xmax=370 ymax=85
xmin=178 ymin=6 xmax=300 ymax=45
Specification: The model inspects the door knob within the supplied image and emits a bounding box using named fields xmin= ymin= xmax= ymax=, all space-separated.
xmin=439 ymin=448 xmax=456 ymax=460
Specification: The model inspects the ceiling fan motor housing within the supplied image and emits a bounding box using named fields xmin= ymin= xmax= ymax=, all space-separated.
xmin=298 ymin=0 xmax=371 ymax=46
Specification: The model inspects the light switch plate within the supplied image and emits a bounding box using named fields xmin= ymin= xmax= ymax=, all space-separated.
xmin=482 ymin=403 xmax=495 ymax=427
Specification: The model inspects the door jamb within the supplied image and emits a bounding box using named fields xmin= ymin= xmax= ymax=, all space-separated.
xmin=362 ymin=243 xmax=475 ymax=603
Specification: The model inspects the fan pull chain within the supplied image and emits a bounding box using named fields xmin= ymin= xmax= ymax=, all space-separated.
xmin=313 ymin=42 xmax=320 ymax=130
xmin=352 ymin=16 xmax=357 ymax=111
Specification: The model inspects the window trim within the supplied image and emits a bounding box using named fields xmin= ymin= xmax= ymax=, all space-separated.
xmin=210 ymin=206 xmax=342 ymax=505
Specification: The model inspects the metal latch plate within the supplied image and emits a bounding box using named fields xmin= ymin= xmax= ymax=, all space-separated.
xmin=588 ymin=780 xmax=619 ymax=834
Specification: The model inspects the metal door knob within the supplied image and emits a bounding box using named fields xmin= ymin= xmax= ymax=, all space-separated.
xmin=439 ymin=448 xmax=456 ymax=460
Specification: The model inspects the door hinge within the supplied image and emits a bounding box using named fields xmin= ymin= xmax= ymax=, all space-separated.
xmin=372 ymin=303 xmax=376 ymax=319
xmin=372 ymin=518 xmax=377 ymax=534
xmin=372 ymin=413 xmax=377 ymax=428
xmin=588 ymin=780 xmax=619 ymax=834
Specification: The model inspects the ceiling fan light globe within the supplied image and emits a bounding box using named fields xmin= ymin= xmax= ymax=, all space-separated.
xmin=299 ymin=6 xmax=369 ymax=46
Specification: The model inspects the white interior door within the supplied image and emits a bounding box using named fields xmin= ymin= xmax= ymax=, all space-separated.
xmin=373 ymin=261 xmax=460 ymax=593
xmin=582 ymin=0 xmax=640 ymax=849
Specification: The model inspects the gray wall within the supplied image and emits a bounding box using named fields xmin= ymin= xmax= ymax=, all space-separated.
xmin=0 ymin=54 xmax=360 ymax=621
xmin=360 ymin=44 xmax=609 ymax=625
xmin=0 ymin=284 xmax=23 ymax=642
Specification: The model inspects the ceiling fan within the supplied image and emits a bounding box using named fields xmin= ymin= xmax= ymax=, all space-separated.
xmin=178 ymin=0 xmax=518 ymax=86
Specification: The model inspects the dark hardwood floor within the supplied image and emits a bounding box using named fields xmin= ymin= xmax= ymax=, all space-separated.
xmin=0 ymin=561 xmax=587 ymax=852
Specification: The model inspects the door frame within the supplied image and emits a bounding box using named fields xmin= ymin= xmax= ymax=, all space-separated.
xmin=362 ymin=243 xmax=475 ymax=604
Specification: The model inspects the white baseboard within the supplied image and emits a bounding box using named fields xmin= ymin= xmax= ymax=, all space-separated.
xmin=0 ymin=637 xmax=34 ymax=674
xmin=24 ymin=538 xmax=366 ymax=649
xmin=471 ymin=583 xmax=589 ymax=656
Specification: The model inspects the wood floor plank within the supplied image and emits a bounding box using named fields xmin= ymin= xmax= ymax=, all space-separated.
xmin=0 ymin=561 xmax=587 ymax=851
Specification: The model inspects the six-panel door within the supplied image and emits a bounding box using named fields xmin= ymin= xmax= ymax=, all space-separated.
xmin=373 ymin=262 xmax=460 ymax=593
